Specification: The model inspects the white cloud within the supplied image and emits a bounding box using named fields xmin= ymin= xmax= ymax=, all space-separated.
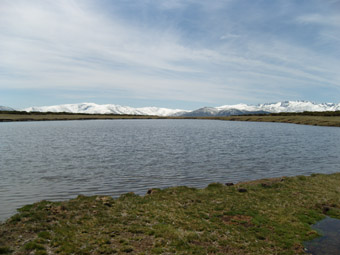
xmin=296 ymin=14 xmax=340 ymax=27
xmin=296 ymin=13 xmax=340 ymax=43
xmin=0 ymin=1 xmax=207 ymax=77
xmin=0 ymin=0 xmax=340 ymax=107
xmin=220 ymin=33 xmax=240 ymax=40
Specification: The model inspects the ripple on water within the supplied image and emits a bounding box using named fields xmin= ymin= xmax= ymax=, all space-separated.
xmin=1 ymin=119 xmax=340 ymax=222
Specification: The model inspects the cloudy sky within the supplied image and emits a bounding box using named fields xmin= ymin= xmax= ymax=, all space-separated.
xmin=1 ymin=0 xmax=339 ymax=109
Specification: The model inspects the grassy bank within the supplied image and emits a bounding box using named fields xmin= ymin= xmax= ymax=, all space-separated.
xmin=0 ymin=112 xmax=166 ymax=122
xmin=1 ymin=173 xmax=340 ymax=254
xmin=1 ymin=111 xmax=340 ymax=127
xmin=207 ymin=115 xmax=340 ymax=127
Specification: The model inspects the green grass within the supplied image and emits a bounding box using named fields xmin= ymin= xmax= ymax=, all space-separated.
xmin=2 ymin=173 xmax=340 ymax=254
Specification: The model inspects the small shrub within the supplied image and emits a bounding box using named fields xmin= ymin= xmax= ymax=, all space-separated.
xmin=38 ymin=231 xmax=51 ymax=240
xmin=297 ymin=175 xmax=307 ymax=181
xmin=24 ymin=241 xmax=45 ymax=251
xmin=0 ymin=247 xmax=11 ymax=254
xmin=35 ymin=250 xmax=48 ymax=255
xmin=18 ymin=204 xmax=34 ymax=212
xmin=120 ymin=246 xmax=133 ymax=253
xmin=9 ymin=214 xmax=21 ymax=223
xmin=207 ymin=183 xmax=223 ymax=189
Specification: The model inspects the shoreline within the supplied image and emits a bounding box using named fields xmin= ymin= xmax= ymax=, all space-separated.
xmin=0 ymin=176 xmax=289 ymax=224
xmin=1 ymin=172 xmax=340 ymax=254
xmin=1 ymin=112 xmax=340 ymax=127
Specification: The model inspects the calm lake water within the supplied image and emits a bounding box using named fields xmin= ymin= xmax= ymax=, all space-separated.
xmin=1 ymin=119 xmax=340 ymax=222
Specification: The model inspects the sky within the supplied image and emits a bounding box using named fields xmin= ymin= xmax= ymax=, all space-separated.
xmin=0 ymin=0 xmax=340 ymax=110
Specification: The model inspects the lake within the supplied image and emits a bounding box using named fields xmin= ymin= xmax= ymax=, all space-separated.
xmin=1 ymin=119 xmax=340 ymax=222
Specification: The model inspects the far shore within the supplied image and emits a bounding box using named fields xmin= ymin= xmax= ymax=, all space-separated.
xmin=1 ymin=111 xmax=340 ymax=127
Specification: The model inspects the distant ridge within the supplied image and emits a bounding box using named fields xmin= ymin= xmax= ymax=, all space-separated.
xmin=22 ymin=101 xmax=340 ymax=117
xmin=178 ymin=101 xmax=340 ymax=117
xmin=0 ymin=106 xmax=15 ymax=111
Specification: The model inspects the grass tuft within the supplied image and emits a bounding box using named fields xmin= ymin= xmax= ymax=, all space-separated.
xmin=0 ymin=247 xmax=11 ymax=254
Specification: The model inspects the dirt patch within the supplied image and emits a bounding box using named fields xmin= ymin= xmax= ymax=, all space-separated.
xmin=222 ymin=215 xmax=254 ymax=227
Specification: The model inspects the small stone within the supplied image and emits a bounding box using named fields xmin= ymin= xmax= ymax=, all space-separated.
xmin=238 ymin=188 xmax=248 ymax=193
xmin=225 ymin=182 xmax=234 ymax=186
xmin=147 ymin=189 xmax=158 ymax=195
xmin=322 ymin=206 xmax=330 ymax=213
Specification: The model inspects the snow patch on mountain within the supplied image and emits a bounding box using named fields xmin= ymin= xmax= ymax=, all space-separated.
xmin=178 ymin=101 xmax=340 ymax=117
xmin=22 ymin=101 xmax=340 ymax=117
xmin=214 ymin=101 xmax=340 ymax=115
xmin=24 ymin=103 xmax=188 ymax=117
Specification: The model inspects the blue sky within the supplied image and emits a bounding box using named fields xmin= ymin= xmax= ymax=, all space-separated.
xmin=0 ymin=0 xmax=339 ymax=109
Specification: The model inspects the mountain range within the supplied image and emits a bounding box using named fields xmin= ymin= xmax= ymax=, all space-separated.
xmin=1 ymin=101 xmax=340 ymax=117
xmin=23 ymin=103 xmax=188 ymax=117
xmin=178 ymin=101 xmax=340 ymax=117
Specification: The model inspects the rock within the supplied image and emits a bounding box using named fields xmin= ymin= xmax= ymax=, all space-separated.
xmin=238 ymin=188 xmax=248 ymax=193
xmin=323 ymin=206 xmax=330 ymax=213
xmin=147 ymin=189 xmax=156 ymax=195
xmin=225 ymin=182 xmax=234 ymax=186
xmin=147 ymin=188 xmax=160 ymax=195
xmin=96 ymin=196 xmax=113 ymax=207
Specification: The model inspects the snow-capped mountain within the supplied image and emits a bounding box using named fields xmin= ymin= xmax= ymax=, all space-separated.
xmin=24 ymin=103 xmax=188 ymax=117
xmin=181 ymin=101 xmax=340 ymax=117
xmin=0 ymin=106 xmax=15 ymax=111
xmin=217 ymin=101 xmax=340 ymax=113
xmin=183 ymin=101 xmax=340 ymax=117
xmin=23 ymin=101 xmax=340 ymax=117
xmin=177 ymin=107 xmax=268 ymax=117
